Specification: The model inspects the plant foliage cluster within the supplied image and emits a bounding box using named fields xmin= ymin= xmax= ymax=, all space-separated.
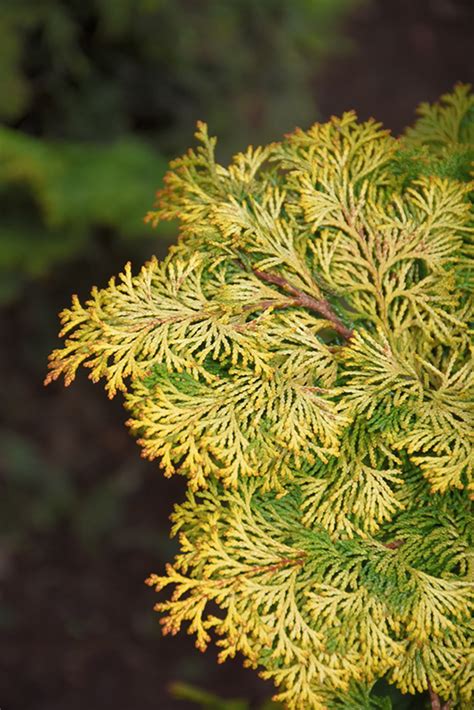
xmin=47 ymin=86 xmax=474 ymax=708
xmin=0 ymin=0 xmax=361 ymax=302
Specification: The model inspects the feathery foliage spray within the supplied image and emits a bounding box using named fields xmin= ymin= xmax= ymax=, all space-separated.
xmin=46 ymin=86 xmax=474 ymax=709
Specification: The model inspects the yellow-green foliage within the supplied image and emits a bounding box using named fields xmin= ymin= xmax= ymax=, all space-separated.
xmin=47 ymin=86 xmax=474 ymax=709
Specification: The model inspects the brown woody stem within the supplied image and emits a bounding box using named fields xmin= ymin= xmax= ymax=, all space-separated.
xmin=252 ymin=268 xmax=353 ymax=340
xmin=428 ymin=684 xmax=451 ymax=710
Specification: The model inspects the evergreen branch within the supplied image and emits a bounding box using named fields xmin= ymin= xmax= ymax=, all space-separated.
xmin=47 ymin=87 xmax=474 ymax=709
xmin=384 ymin=540 xmax=404 ymax=550
xmin=251 ymin=267 xmax=354 ymax=340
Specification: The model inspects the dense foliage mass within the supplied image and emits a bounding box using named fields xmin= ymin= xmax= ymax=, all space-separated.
xmin=47 ymin=86 xmax=473 ymax=709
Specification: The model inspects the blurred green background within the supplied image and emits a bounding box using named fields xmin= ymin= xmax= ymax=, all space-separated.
xmin=0 ymin=1 xmax=472 ymax=709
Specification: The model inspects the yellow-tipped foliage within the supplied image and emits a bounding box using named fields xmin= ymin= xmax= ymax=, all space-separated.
xmin=47 ymin=87 xmax=474 ymax=708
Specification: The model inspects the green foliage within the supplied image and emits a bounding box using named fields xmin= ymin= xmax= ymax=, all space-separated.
xmin=0 ymin=127 xmax=167 ymax=301
xmin=1 ymin=0 xmax=363 ymax=146
xmin=47 ymin=87 xmax=474 ymax=708
xmin=394 ymin=85 xmax=474 ymax=187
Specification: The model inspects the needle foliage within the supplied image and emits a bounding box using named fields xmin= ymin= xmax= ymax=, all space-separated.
xmin=47 ymin=86 xmax=474 ymax=709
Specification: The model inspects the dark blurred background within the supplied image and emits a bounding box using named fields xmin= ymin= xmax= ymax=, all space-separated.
xmin=0 ymin=1 xmax=472 ymax=709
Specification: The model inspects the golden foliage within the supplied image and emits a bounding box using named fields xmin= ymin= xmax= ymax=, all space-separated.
xmin=47 ymin=87 xmax=474 ymax=708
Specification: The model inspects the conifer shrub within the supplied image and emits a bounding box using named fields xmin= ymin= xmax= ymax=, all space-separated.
xmin=46 ymin=86 xmax=473 ymax=709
